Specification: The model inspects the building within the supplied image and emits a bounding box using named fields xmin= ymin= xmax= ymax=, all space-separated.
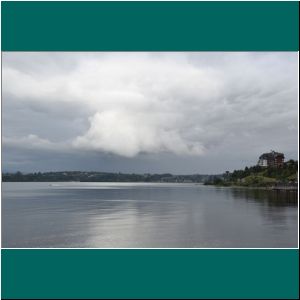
xmin=257 ymin=151 xmax=284 ymax=167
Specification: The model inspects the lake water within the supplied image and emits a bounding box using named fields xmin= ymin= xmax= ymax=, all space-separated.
xmin=1 ymin=182 xmax=298 ymax=248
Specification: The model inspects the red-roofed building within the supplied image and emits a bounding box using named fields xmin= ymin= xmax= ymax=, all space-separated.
xmin=257 ymin=150 xmax=284 ymax=167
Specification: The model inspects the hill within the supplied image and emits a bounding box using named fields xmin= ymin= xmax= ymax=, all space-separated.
xmin=205 ymin=160 xmax=298 ymax=187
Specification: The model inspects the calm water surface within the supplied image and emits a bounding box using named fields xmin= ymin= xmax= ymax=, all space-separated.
xmin=2 ymin=182 xmax=298 ymax=248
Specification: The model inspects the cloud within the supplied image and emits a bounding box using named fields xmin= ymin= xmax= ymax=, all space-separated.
xmin=73 ymin=111 xmax=205 ymax=157
xmin=2 ymin=52 xmax=298 ymax=165
xmin=3 ymin=134 xmax=67 ymax=152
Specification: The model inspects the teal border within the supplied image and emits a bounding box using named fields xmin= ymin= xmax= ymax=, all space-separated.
xmin=1 ymin=249 xmax=299 ymax=299
xmin=1 ymin=1 xmax=299 ymax=51
xmin=1 ymin=1 xmax=299 ymax=299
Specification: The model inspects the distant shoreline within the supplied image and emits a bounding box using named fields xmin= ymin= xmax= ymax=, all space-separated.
xmin=1 ymin=171 xmax=213 ymax=183
xmin=2 ymin=181 xmax=298 ymax=192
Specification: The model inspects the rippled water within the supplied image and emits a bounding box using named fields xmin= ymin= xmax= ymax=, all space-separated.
xmin=1 ymin=182 xmax=298 ymax=248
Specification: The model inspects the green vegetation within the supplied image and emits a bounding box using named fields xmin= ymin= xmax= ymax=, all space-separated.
xmin=2 ymin=171 xmax=212 ymax=183
xmin=205 ymin=160 xmax=298 ymax=187
xmin=239 ymin=175 xmax=276 ymax=187
xmin=2 ymin=160 xmax=297 ymax=186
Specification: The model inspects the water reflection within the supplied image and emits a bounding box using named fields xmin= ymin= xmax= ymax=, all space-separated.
xmin=2 ymin=183 xmax=298 ymax=248
xmin=229 ymin=187 xmax=298 ymax=207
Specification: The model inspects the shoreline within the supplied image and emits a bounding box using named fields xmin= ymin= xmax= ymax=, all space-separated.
xmin=206 ymin=184 xmax=298 ymax=191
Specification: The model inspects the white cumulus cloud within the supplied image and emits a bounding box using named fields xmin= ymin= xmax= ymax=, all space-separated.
xmin=2 ymin=52 xmax=298 ymax=161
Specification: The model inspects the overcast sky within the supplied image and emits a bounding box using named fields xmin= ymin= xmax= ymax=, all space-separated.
xmin=2 ymin=52 xmax=298 ymax=174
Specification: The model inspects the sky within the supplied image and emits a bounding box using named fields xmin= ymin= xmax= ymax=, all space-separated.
xmin=1 ymin=52 xmax=298 ymax=174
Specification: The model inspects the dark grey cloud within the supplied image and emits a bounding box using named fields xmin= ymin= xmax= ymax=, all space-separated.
xmin=1 ymin=52 xmax=298 ymax=173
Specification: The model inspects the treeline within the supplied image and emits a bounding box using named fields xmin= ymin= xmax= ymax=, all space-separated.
xmin=2 ymin=171 xmax=212 ymax=183
xmin=206 ymin=160 xmax=298 ymax=187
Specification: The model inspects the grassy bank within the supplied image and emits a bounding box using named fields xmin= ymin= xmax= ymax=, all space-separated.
xmin=205 ymin=160 xmax=298 ymax=188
